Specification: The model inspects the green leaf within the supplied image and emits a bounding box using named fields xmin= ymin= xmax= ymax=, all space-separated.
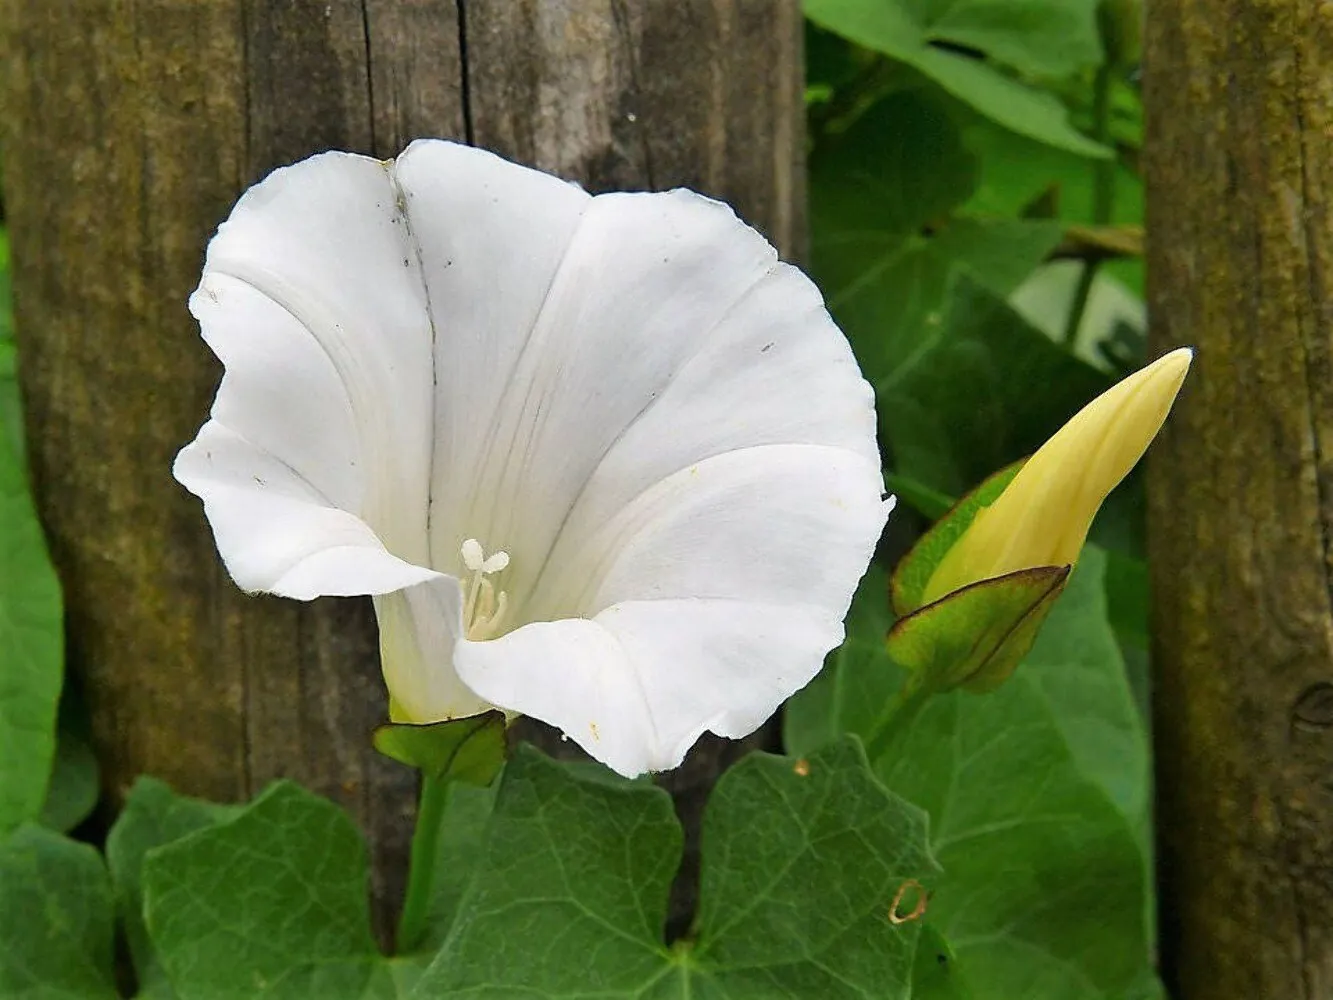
xmin=688 ymin=739 xmax=935 ymax=994
xmin=903 ymin=0 xmax=1102 ymax=78
xmin=961 ymin=115 xmax=1143 ymax=220
xmin=810 ymin=95 xmax=1065 ymax=395
xmin=0 ymin=420 xmax=63 ymax=835
xmin=887 ymin=566 xmax=1069 ymax=694
xmin=416 ymin=739 xmax=935 ymax=997
xmin=878 ymin=679 xmax=1152 ymax=999
xmin=814 ymin=91 xmax=977 ymax=242
xmin=806 ymin=20 xmax=878 ymax=95
xmin=39 ymin=727 xmax=99 ymax=833
xmin=890 ymin=461 xmax=1020 ymax=615
xmin=1101 ymin=545 xmax=1152 ymax=722
xmin=1103 ymin=546 xmax=1149 ymax=648
xmin=418 ymin=781 xmax=497 ymax=951
xmin=121 ymin=779 xmax=436 ymax=1000
xmin=911 ymin=923 xmax=974 ymax=1000
xmin=958 ymin=88 xmax=1147 ymax=296
xmin=1022 ymin=548 xmax=1149 ymax=827
xmin=879 ymin=279 xmax=1112 ymax=497
xmin=787 ymin=560 xmax=1157 ymax=999
xmin=809 ymin=93 xmax=975 ymax=390
xmin=909 ymin=50 xmax=1107 ymax=156
xmin=373 ymin=711 xmax=507 ymax=785
xmin=805 ymin=0 xmax=1108 ymax=154
xmin=928 ymin=217 xmax=1066 ymax=297
xmin=106 ymin=777 xmax=239 ymax=998
xmin=142 ymin=781 xmax=381 ymax=999
xmin=782 ymin=565 xmax=897 ymax=758
xmin=260 ymin=958 xmax=427 ymax=1000
xmin=0 ymin=824 xmax=118 ymax=998
xmin=415 ymin=745 xmax=681 ymax=997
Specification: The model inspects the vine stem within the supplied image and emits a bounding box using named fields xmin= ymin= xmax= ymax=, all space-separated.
xmin=862 ymin=678 xmax=934 ymax=766
xmin=1062 ymin=59 xmax=1117 ymax=348
xmin=396 ymin=773 xmax=448 ymax=954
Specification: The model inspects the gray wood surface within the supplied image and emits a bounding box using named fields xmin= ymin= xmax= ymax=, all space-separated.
xmin=0 ymin=0 xmax=803 ymax=940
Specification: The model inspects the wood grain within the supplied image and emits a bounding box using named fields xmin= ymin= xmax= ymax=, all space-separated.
xmin=1145 ymin=0 xmax=1333 ymax=993
xmin=0 ymin=0 xmax=803 ymax=939
xmin=463 ymin=0 xmax=805 ymax=255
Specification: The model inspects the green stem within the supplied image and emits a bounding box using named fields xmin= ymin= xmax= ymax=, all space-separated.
xmin=396 ymin=773 xmax=448 ymax=954
xmin=1062 ymin=60 xmax=1117 ymax=348
xmin=862 ymin=679 xmax=934 ymax=766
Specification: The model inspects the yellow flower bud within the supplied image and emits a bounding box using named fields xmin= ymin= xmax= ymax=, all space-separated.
xmin=921 ymin=348 xmax=1192 ymax=605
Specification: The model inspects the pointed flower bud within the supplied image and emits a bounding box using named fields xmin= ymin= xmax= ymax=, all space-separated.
xmin=920 ymin=348 xmax=1192 ymax=606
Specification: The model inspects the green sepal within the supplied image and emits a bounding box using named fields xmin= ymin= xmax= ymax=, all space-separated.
xmin=888 ymin=565 xmax=1070 ymax=694
xmin=372 ymin=711 xmax=507 ymax=786
xmin=891 ymin=459 xmax=1025 ymax=616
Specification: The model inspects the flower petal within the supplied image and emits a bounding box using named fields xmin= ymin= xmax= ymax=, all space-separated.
xmin=521 ymin=257 xmax=885 ymax=614
xmin=453 ymin=619 xmax=654 ymax=773
xmin=396 ymin=151 xmax=880 ymax=619
xmin=455 ymin=445 xmax=888 ymax=775
xmin=453 ymin=600 xmax=837 ymax=777
xmin=374 ymin=577 xmax=492 ymax=723
xmin=179 ymin=140 xmax=889 ymax=766
xmin=179 ymin=149 xmax=437 ymax=582
xmin=601 ymin=598 xmax=844 ymax=760
xmin=188 ymin=273 xmax=363 ymax=512
xmin=174 ymin=423 xmax=437 ymax=599
xmin=389 ymin=140 xmax=591 ymax=573
xmin=395 ymin=153 xmax=792 ymax=597
xmin=531 ymin=443 xmax=890 ymax=621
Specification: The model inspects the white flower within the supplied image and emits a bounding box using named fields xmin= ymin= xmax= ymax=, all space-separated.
xmin=174 ymin=140 xmax=889 ymax=777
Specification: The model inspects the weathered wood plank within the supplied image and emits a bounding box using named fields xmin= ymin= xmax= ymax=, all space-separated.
xmin=0 ymin=0 xmax=466 ymax=938
xmin=0 ymin=0 xmax=803 ymax=939
xmin=1145 ymin=0 xmax=1333 ymax=993
xmin=463 ymin=0 xmax=805 ymax=254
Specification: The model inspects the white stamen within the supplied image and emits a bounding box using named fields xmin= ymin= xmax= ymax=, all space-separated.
xmin=461 ymin=537 xmax=486 ymax=572
xmin=459 ymin=539 xmax=511 ymax=641
xmin=475 ymin=590 xmax=509 ymax=641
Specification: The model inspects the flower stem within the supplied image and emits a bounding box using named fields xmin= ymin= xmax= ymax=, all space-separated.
xmin=396 ymin=773 xmax=447 ymax=954
xmin=1063 ymin=60 xmax=1117 ymax=348
xmin=862 ymin=678 xmax=933 ymax=766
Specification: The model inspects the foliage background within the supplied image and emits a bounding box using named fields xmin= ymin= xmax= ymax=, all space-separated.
xmin=0 ymin=2 xmax=1161 ymax=997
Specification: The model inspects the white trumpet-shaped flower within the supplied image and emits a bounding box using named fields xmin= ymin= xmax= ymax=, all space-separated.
xmin=174 ymin=140 xmax=889 ymax=777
